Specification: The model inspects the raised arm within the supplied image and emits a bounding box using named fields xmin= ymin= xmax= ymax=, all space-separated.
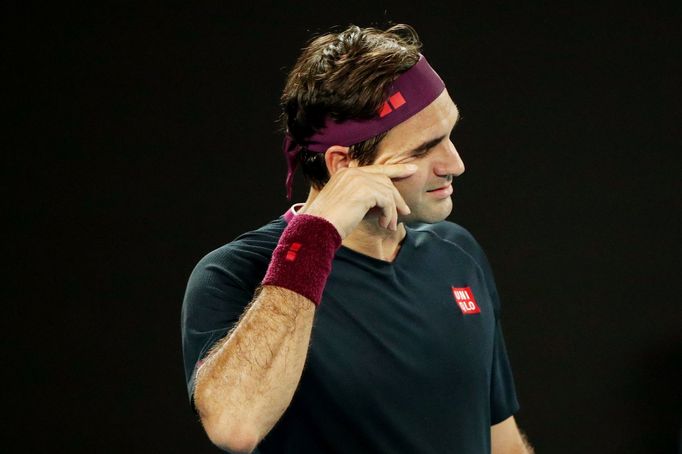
xmin=191 ymin=163 xmax=417 ymax=452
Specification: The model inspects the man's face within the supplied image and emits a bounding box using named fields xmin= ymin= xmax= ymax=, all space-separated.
xmin=367 ymin=89 xmax=465 ymax=224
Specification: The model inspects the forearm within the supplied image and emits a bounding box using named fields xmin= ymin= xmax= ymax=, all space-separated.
xmin=194 ymin=285 xmax=315 ymax=451
xmin=193 ymin=212 xmax=341 ymax=452
xmin=491 ymin=416 xmax=534 ymax=454
xmin=520 ymin=431 xmax=534 ymax=454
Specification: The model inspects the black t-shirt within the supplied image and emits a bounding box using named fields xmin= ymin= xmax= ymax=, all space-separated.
xmin=181 ymin=215 xmax=519 ymax=453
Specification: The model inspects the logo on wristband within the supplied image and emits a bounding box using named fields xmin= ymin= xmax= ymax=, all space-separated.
xmin=285 ymin=242 xmax=302 ymax=261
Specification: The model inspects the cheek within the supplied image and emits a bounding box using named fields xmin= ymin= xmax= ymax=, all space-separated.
xmin=393 ymin=171 xmax=427 ymax=200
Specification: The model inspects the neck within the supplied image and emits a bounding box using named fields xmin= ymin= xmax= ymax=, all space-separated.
xmin=343 ymin=219 xmax=407 ymax=262
xmin=297 ymin=188 xmax=407 ymax=262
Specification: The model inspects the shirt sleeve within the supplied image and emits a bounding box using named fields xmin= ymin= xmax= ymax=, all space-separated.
xmin=490 ymin=318 xmax=520 ymax=424
xmin=438 ymin=222 xmax=520 ymax=424
xmin=180 ymin=247 xmax=260 ymax=409
xmin=477 ymin=241 xmax=520 ymax=424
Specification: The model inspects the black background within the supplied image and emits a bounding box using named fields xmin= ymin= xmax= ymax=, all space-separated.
xmin=7 ymin=1 xmax=681 ymax=453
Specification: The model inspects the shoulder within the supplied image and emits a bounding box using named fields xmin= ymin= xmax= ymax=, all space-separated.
xmin=188 ymin=217 xmax=287 ymax=292
xmin=411 ymin=220 xmax=504 ymax=313
xmin=409 ymin=220 xmax=486 ymax=262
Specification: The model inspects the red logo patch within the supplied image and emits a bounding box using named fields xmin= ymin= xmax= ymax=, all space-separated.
xmin=389 ymin=91 xmax=406 ymax=109
xmin=451 ymin=286 xmax=481 ymax=315
xmin=378 ymin=91 xmax=407 ymax=117
xmin=285 ymin=242 xmax=302 ymax=261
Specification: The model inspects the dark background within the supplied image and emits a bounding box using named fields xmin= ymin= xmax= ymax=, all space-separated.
xmin=7 ymin=1 xmax=681 ymax=452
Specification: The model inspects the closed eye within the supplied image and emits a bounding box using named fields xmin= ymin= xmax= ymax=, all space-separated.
xmin=405 ymin=116 xmax=462 ymax=159
xmin=407 ymin=136 xmax=447 ymax=159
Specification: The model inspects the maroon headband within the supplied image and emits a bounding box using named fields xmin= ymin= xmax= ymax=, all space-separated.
xmin=283 ymin=54 xmax=445 ymax=199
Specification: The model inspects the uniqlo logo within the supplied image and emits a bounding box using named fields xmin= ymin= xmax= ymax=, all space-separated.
xmin=451 ymin=286 xmax=481 ymax=315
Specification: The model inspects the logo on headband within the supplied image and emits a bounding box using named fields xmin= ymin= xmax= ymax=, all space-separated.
xmin=379 ymin=91 xmax=407 ymax=118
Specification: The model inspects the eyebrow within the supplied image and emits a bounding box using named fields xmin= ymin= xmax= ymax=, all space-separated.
xmin=405 ymin=113 xmax=461 ymax=157
xmin=406 ymin=135 xmax=447 ymax=157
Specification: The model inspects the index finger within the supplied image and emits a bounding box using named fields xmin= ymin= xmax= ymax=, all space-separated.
xmin=360 ymin=163 xmax=418 ymax=178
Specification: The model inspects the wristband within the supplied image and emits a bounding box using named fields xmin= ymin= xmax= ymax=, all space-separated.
xmin=262 ymin=214 xmax=342 ymax=306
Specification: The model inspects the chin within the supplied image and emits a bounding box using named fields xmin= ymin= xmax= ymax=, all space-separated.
xmin=427 ymin=200 xmax=453 ymax=222
xmin=403 ymin=206 xmax=452 ymax=224
xmin=420 ymin=213 xmax=450 ymax=224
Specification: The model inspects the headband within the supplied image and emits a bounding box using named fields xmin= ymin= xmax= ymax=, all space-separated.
xmin=283 ymin=54 xmax=445 ymax=199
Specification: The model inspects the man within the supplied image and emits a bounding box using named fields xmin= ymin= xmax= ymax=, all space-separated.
xmin=182 ymin=24 xmax=533 ymax=453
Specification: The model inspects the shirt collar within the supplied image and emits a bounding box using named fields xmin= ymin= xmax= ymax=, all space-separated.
xmin=283 ymin=203 xmax=305 ymax=223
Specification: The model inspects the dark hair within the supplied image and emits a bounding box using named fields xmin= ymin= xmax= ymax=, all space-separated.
xmin=280 ymin=24 xmax=422 ymax=189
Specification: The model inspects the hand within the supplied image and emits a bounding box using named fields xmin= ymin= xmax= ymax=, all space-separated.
xmin=302 ymin=164 xmax=417 ymax=239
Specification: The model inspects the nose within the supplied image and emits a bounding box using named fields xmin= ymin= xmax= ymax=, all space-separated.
xmin=433 ymin=140 xmax=465 ymax=178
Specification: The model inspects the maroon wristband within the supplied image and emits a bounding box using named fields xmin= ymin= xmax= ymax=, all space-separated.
xmin=262 ymin=214 xmax=342 ymax=306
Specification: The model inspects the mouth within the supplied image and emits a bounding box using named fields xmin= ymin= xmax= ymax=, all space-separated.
xmin=426 ymin=183 xmax=453 ymax=198
xmin=427 ymin=183 xmax=451 ymax=192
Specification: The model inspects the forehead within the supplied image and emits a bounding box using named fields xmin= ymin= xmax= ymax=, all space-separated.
xmin=376 ymin=89 xmax=459 ymax=157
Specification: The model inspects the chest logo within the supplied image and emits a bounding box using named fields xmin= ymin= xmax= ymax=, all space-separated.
xmin=451 ymin=286 xmax=481 ymax=315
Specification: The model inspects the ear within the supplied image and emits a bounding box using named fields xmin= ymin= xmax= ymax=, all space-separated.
xmin=324 ymin=145 xmax=354 ymax=176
